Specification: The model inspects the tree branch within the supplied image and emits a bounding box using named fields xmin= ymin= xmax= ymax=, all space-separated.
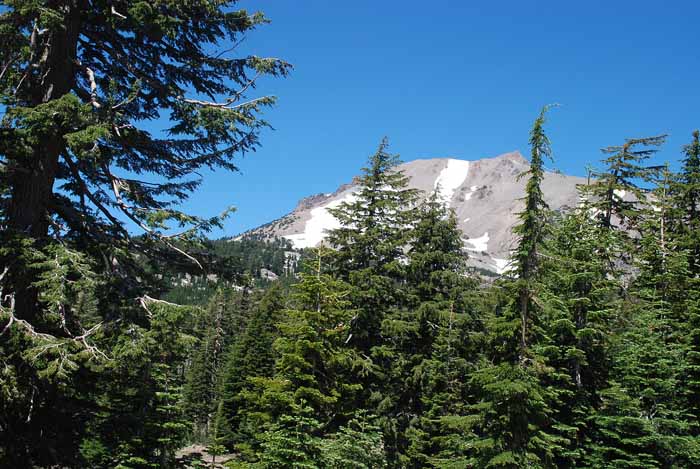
xmin=74 ymin=60 xmax=101 ymax=108
xmin=101 ymin=162 xmax=204 ymax=270
xmin=63 ymin=153 xmax=127 ymax=233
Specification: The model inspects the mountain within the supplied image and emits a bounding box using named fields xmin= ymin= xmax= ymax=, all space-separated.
xmin=243 ymin=151 xmax=587 ymax=274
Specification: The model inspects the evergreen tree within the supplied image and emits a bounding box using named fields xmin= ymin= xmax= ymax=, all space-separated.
xmin=318 ymin=414 xmax=388 ymax=469
xmin=580 ymin=155 xmax=700 ymax=468
xmin=468 ymin=105 xmax=562 ymax=468
xmin=324 ymin=138 xmax=420 ymax=466
xmin=674 ymin=131 xmax=700 ymax=276
xmin=79 ymin=299 xmax=199 ymax=468
xmin=0 ymin=2 xmax=287 ymax=465
xmin=219 ymin=285 xmax=285 ymax=452
xmin=584 ymin=136 xmax=666 ymax=231
xmin=253 ymin=413 xmax=387 ymax=468
xmin=375 ymin=190 xmax=479 ymax=466
xmin=183 ymin=288 xmax=242 ymax=442
xmin=244 ymin=248 xmax=360 ymax=435
xmin=676 ymin=131 xmax=700 ymax=431
xmin=415 ymin=287 xmax=486 ymax=468
xmin=326 ymin=137 xmax=420 ymax=351
xmin=538 ymin=206 xmax=619 ymax=467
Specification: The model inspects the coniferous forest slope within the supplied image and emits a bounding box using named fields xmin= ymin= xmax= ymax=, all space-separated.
xmin=1 ymin=2 xmax=700 ymax=469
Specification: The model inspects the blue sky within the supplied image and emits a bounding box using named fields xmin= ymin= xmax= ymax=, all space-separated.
xmin=182 ymin=0 xmax=700 ymax=238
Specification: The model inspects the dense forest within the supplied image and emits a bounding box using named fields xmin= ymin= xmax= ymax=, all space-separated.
xmin=1 ymin=2 xmax=700 ymax=468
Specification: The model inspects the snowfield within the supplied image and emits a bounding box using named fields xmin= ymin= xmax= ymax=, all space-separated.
xmin=284 ymin=192 xmax=357 ymax=249
xmin=464 ymin=232 xmax=490 ymax=252
xmin=434 ymin=159 xmax=470 ymax=205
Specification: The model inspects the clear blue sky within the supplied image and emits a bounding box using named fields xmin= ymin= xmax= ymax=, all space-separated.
xmin=182 ymin=0 xmax=700 ymax=238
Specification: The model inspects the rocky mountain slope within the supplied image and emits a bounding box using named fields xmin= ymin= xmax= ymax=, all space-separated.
xmin=244 ymin=151 xmax=587 ymax=273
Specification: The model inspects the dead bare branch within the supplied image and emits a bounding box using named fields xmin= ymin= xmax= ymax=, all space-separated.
xmin=1 ymin=304 xmax=109 ymax=362
xmin=111 ymin=6 xmax=127 ymax=20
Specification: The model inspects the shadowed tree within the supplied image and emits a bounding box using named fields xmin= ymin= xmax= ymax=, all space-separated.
xmin=0 ymin=2 xmax=288 ymax=466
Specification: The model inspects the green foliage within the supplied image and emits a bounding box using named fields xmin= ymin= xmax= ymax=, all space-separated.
xmin=318 ymin=415 xmax=388 ymax=469
xmin=219 ymin=285 xmax=286 ymax=449
xmin=251 ymin=413 xmax=387 ymax=469
xmin=3 ymin=15 xmax=699 ymax=466
xmin=79 ymin=300 xmax=199 ymax=468
xmin=0 ymin=1 xmax=288 ymax=466
xmin=584 ymin=135 xmax=666 ymax=231
xmin=466 ymin=106 xmax=564 ymax=468
xmin=327 ymin=137 xmax=420 ymax=351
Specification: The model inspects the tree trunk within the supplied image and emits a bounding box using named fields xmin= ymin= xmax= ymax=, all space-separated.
xmin=6 ymin=2 xmax=82 ymax=322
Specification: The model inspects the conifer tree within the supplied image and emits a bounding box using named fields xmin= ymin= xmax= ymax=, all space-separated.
xmin=512 ymin=104 xmax=555 ymax=359
xmin=245 ymin=248 xmax=360 ymax=434
xmin=183 ymin=289 xmax=241 ymax=441
xmin=584 ymin=136 xmax=666 ymax=231
xmin=582 ymin=149 xmax=699 ymax=467
xmin=677 ymin=131 xmax=700 ymax=430
xmin=327 ymin=137 xmax=420 ymax=351
xmin=468 ymin=105 xmax=561 ymax=468
xmin=674 ymin=131 xmax=700 ymax=276
xmin=375 ymin=190 xmax=478 ymax=466
xmin=78 ymin=299 xmax=199 ymax=468
xmin=0 ymin=2 xmax=287 ymax=465
xmin=539 ymin=206 xmax=620 ymax=466
xmin=219 ymin=285 xmax=285 ymax=452
xmin=243 ymin=249 xmax=390 ymax=467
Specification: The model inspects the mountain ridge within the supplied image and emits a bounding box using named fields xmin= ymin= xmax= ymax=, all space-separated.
xmin=242 ymin=151 xmax=587 ymax=273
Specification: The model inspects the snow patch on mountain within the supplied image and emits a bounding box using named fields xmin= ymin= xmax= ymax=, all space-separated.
xmin=463 ymin=185 xmax=479 ymax=201
xmin=493 ymin=258 xmax=510 ymax=274
xmin=284 ymin=192 xmax=357 ymax=249
xmin=464 ymin=232 xmax=489 ymax=252
xmin=434 ymin=159 xmax=470 ymax=205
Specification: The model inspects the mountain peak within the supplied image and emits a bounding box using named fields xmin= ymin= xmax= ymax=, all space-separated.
xmin=492 ymin=150 xmax=528 ymax=164
xmin=243 ymin=151 xmax=586 ymax=273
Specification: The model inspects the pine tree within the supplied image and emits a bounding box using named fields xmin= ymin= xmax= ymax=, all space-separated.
xmin=219 ymin=285 xmax=285 ymax=452
xmin=539 ymin=206 xmax=620 ymax=466
xmin=674 ymin=131 xmax=700 ymax=276
xmin=244 ymin=248 xmax=361 ymax=435
xmin=254 ymin=412 xmax=387 ymax=468
xmin=183 ymin=289 xmax=240 ymax=442
xmin=326 ymin=137 xmax=420 ymax=352
xmin=253 ymin=414 xmax=324 ymax=468
xmin=584 ymin=136 xmax=666 ymax=232
xmin=318 ymin=414 xmax=388 ymax=469
xmin=0 ymin=2 xmax=287 ymax=465
xmin=374 ymin=190 xmax=479 ymax=467
xmin=468 ymin=105 xmax=562 ymax=468
xmin=415 ymin=288 xmax=486 ymax=468
xmin=677 ymin=131 xmax=700 ymax=432
xmin=78 ymin=299 xmax=199 ymax=468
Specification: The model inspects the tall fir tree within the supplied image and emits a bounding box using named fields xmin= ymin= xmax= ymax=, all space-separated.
xmin=245 ymin=249 xmax=383 ymax=467
xmin=539 ymin=204 xmax=620 ymax=467
xmin=78 ymin=299 xmax=199 ymax=468
xmin=219 ymin=285 xmax=285 ymax=453
xmin=468 ymin=105 xmax=563 ymax=468
xmin=247 ymin=248 xmax=361 ymax=435
xmin=375 ymin=190 xmax=479 ymax=467
xmin=583 ymin=135 xmax=666 ymax=232
xmin=183 ymin=288 xmax=244 ymax=442
xmin=671 ymin=132 xmax=700 ymax=439
xmin=0 ymin=2 xmax=287 ymax=465
xmin=674 ymin=131 xmax=700 ymax=276
xmin=326 ymin=137 xmax=420 ymax=352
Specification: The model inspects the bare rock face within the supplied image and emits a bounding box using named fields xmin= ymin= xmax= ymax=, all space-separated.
xmin=243 ymin=151 xmax=586 ymax=274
